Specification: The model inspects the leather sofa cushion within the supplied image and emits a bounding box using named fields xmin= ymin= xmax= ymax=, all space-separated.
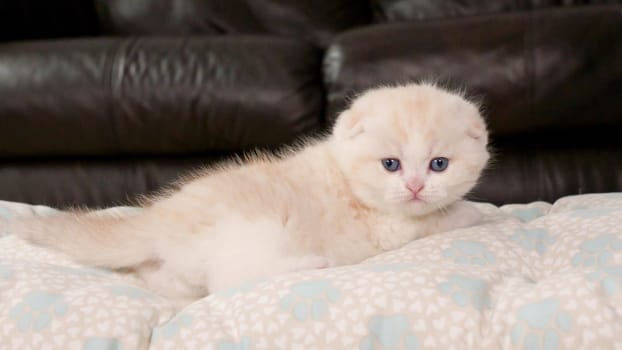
xmin=0 ymin=36 xmax=323 ymax=157
xmin=325 ymin=5 xmax=622 ymax=137
xmin=95 ymin=0 xmax=372 ymax=46
xmin=373 ymin=0 xmax=621 ymax=21
xmin=373 ymin=0 xmax=526 ymax=21
xmin=0 ymin=156 xmax=211 ymax=208
xmin=474 ymin=144 xmax=622 ymax=205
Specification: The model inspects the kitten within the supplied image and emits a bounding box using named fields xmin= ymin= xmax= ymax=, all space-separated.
xmin=13 ymin=83 xmax=490 ymax=306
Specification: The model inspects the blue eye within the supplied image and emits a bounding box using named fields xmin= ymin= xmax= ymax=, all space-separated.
xmin=382 ymin=158 xmax=401 ymax=172
xmin=430 ymin=157 xmax=449 ymax=172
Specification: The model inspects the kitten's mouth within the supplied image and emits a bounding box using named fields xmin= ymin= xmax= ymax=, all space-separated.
xmin=409 ymin=195 xmax=426 ymax=203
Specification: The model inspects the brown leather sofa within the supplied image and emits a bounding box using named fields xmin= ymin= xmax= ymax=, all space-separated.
xmin=0 ymin=0 xmax=620 ymax=208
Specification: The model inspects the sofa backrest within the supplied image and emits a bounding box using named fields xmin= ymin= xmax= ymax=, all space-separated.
xmin=3 ymin=1 xmax=619 ymax=44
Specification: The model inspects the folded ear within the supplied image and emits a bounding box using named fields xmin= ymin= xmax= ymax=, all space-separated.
xmin=467 ymin=118 xmax=488 ymax=144
xmin=331 ymin=110 xmax=365 ymax=140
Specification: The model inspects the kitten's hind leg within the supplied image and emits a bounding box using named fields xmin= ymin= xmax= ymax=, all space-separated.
xmin=203 ymin=218 xmax=336 ymax=293
xmin=206 ymin=253 xmax=333 ymax=294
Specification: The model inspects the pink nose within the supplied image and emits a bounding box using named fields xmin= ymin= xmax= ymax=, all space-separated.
xmin=406 ymin=180 xmax=424 ymax=195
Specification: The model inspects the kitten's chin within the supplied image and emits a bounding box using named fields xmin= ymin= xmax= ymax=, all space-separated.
xmin=405 ymin=202 xmax=442 ymax=217
xmin=402 ymin=197 xmax=462 ymax=217
xmin=362 ymin=192 xmax=459 ymax=217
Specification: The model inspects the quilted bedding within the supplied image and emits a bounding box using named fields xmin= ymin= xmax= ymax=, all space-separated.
xmin=0 ymin=193 xmax=621 ymax=350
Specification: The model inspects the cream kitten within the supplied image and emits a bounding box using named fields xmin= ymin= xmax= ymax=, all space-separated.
xmin=13 ymin=83 xmax=490 ymax=306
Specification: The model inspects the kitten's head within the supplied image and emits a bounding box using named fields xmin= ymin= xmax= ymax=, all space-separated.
xmin=330 ymin=83 xmax=489 ymax=216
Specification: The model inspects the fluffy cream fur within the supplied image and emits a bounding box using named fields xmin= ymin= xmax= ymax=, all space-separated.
xmin=13 ymin=83 xmax=490 ymax=306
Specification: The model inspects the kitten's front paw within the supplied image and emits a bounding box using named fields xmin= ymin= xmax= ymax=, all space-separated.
xmin=443 ymin=201 xmax=483 ymax=231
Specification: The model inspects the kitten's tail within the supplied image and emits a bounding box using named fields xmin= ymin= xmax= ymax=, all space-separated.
xmin=12 ymin=209 xmax=157 ymax=269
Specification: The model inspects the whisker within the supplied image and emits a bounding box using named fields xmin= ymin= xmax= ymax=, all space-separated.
xmin=436 ymin=203 xmax=449 ymax=216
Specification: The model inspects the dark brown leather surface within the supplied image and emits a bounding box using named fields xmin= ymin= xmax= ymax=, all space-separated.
xmin=95 ymin=0 xmax=372 ymax=46
xmin=373 ymin=0 xmax=622 ymax=21
xmin=373 ymin=0 xmax=527 ymax=21
xmin=0 ymin=37 xmax=323 ymax=156
xmin=472 ymin=145 xmax=622 ymax=205
xmin=0 ymin=156 xmax=222 ymax=209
